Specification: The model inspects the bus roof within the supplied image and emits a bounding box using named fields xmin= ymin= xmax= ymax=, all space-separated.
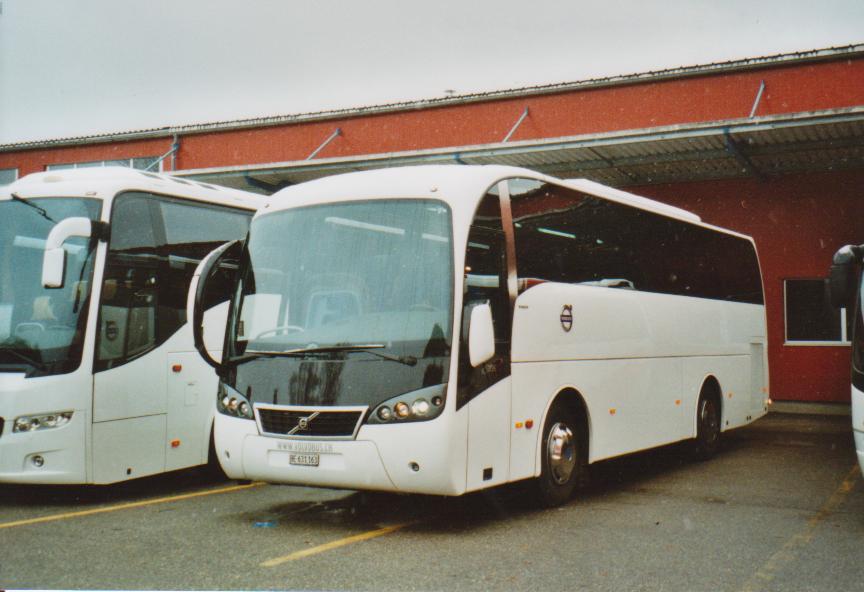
xmin=262 ymin=164 xmax=704 ymax=225
xmin=0 ymin=167 xmax=261 ymax=210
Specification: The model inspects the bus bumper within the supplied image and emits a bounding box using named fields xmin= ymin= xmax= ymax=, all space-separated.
xmin=852 ymin=386 xmax=864 ymax=477
xmin=854 ymin=430 xmax=864 ymax=477
xmin=215 ymin=412 xmax=466 ymax=495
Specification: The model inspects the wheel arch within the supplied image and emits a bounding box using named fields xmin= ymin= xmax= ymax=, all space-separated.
xmin=696 ymin=375 xmax=724 ymax=434
xmin=536 ymin=387 xmax=591 ymax=472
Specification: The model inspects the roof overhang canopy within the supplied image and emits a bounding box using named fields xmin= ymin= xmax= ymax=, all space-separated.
xmin=176 ymin=107 xmax=864 ymax=193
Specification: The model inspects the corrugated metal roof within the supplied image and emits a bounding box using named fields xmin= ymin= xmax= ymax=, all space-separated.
xmin=176 ymin=107 xmax=864 ymax=192
xmin=3 ymin=44 xmax=863 ymax=152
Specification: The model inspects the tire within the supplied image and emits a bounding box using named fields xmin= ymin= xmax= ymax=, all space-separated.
xmin=205 ymin=426 xmax=229 ymax=480
xmin=693 ymin=393 xmax=721 ymax=461
xmin=532 ymin=403 xmax=583 ymax=507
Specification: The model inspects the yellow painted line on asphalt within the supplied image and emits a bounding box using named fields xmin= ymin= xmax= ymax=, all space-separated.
xmin=0 ymin=481 xmax=265 ymax=531
xmin=740 ymin=464 xmax=859 ymax=592
xmin=262 ymin=522 xmax=412 ymax=567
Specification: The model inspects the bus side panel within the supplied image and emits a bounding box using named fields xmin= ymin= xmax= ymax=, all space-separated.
xmin=165 ymin=351 xmax=217 ymax=471
xmin=509 ymin=283 xmax=760 ymax=472
xmin=165 ymin=303 xmax=229 ymax=472
xmin=464 ymin=376 xmax=512 ymax=492
xmin=92 ymin=414 xmax=166 ymax=483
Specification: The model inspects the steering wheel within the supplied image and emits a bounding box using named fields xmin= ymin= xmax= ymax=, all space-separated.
xmin=252 ymin=325 xmax=306 ymax=340
xmin=14 ymin=322 xmax=45 ymax=337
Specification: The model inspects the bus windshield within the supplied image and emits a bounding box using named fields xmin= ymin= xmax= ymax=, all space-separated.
xmin=227 ymin=199 xmax=454 ymax=408
xmin=0 ymin=197 xmax=102 ymax=376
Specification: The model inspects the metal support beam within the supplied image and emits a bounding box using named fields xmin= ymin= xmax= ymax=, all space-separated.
xmin=586 ymin=147 xmax=640 ymax=184
xmin=145 ymin=134 xmax=181 ymax=172
xmin=749 ymin=80 xmax=766 ymax=118
xmin=724 ymin=130 xmax=765 ymax=180
xmin=243 ymin=174 xmax=293 ymax=195
xmin=502 ymin=107 xmax=529 ymax=143
xmin=307 ymin=128 xmax=342 ymax=160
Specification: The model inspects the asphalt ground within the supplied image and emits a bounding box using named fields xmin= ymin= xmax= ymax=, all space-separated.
xmin=0 ymin=412 xmax=861 ymax=591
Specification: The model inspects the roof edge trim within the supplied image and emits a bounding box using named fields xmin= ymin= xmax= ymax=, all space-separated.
xmin=3 ymin=43 xmax=863 ymax=152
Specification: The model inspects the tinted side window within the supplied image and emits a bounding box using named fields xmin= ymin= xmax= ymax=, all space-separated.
xmin=509 ymin=178 xmax=763 ymax=304
xmin=457 ymin=189 xmax=511 ymax=408
xmin=96 ymin=194 xmax=160 ymax=371
xmin=96 ymin=193 xmax=251 ymax=371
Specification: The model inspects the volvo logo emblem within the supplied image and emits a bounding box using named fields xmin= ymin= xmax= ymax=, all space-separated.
xmin=287 ymin=411 xmax=320 ymax=436
xmin=560 ymin=305 xmax=573 ymax=332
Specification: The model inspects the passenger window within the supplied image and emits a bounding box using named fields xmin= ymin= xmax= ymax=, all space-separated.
xmin=509 ymin=178 xmax=762 ymax=304
xmin=457 ymin=189 xmax=511 ymax=408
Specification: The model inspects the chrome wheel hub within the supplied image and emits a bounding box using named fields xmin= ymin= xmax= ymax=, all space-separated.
xmin=547 ymin=422 xmax=576 ymax=485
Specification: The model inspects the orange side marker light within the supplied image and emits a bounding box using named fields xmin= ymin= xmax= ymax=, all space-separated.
xmin=515 ymin=422 xmax=524 ymax=429
xmin=172 ymin=364 xmax=182 ymax=373
xmin=525 ymin=420 xmax=534 ymax=429
xmin=171 ymin=439 xmax=181 ymax=448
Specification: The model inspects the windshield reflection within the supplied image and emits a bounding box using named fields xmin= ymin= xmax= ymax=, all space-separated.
xmin=228 ymin=199 xmax=453 ymax=408
xmin=0 ymin=197 xmax=101 ymax=376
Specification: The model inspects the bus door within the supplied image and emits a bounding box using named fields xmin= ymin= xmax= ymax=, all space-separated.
xmin=461 ymin=186 xmax=513 ymax=491
xmin=92 ymin=194 xmax=167 ymax=483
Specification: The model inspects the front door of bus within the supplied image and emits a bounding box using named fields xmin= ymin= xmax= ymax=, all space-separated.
xmin=462 ymin=189 xmax=513 ymax=491
xmin=91 ymin=195 xmax=167 ymax=483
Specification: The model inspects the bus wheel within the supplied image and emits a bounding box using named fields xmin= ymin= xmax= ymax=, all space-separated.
xmin=533 ymin=404 xmax=582 ymax=507
xmin=205 ymin=427 xmax=228 ymax=480
xmin=694 ymin=392 xmax=721 ymax=460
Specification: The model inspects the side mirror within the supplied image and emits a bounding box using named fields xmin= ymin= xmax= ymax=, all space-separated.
xmin=829 ymin=245 xmax=863 ymax=309
xmin=468 ymin=302 xmax=495 ymax=367
xmin=188 ymin=239 xmax=243 ymax=372
xmin=42 ymin=217 xmax=94 ymax=288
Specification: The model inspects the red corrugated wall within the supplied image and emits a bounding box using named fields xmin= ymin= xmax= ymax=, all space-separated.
xmin=3 ymin=57 xmax=863 ymax=174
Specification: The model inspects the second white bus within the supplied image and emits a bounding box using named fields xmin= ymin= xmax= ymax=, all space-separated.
xmin=191 ymin=165 xmax=769 ymax=505
xmin=0 ymin=167 xmax=258 ymax=484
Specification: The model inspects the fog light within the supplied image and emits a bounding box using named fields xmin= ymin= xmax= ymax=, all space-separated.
xmin=31 ymin=455 xmax=45 ymax=468
xmin=377 ymin=406 xmax=393 ymax=421
xmin=394 ymin=402 xmax=410 ymax=418
xmin=412 ymin=399 xmax=430 ymax=416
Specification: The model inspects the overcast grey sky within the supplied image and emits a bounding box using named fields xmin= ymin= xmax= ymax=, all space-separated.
xmin=1 ymin=0 xmax=862 ymax=144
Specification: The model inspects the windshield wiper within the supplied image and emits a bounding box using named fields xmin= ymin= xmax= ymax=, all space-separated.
xmin=227 ymin=344 xmax=417 ymax=367
xmin=10 ymin=193 xmax=57 ymax=224
xmin=0 ymin=347 xmax=47 ymax=371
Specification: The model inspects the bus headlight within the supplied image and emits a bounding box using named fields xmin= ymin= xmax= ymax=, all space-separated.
xmin=217 ymin=383 xmax=255 ymax=420
xmin=367 ymin=384 xmax=446 ymax=424
xmin=13 ymin=411 xmax=73 ymax=433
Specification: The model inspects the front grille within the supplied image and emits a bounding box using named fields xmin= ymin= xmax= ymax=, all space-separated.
xmin=255 ymin=406 xmax=365 ymax=439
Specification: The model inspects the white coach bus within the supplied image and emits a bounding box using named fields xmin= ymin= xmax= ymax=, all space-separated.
xmin=0 ymin=167 xmax=258 ymax=484
xmin=191 ymin=165 xmax=769 ymax=505
xmin=829 ymin=245 xmax=864 ymax=476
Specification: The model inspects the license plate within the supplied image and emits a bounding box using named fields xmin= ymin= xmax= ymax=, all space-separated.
xmin=289 ymin=453 xmax=320 ymax=467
